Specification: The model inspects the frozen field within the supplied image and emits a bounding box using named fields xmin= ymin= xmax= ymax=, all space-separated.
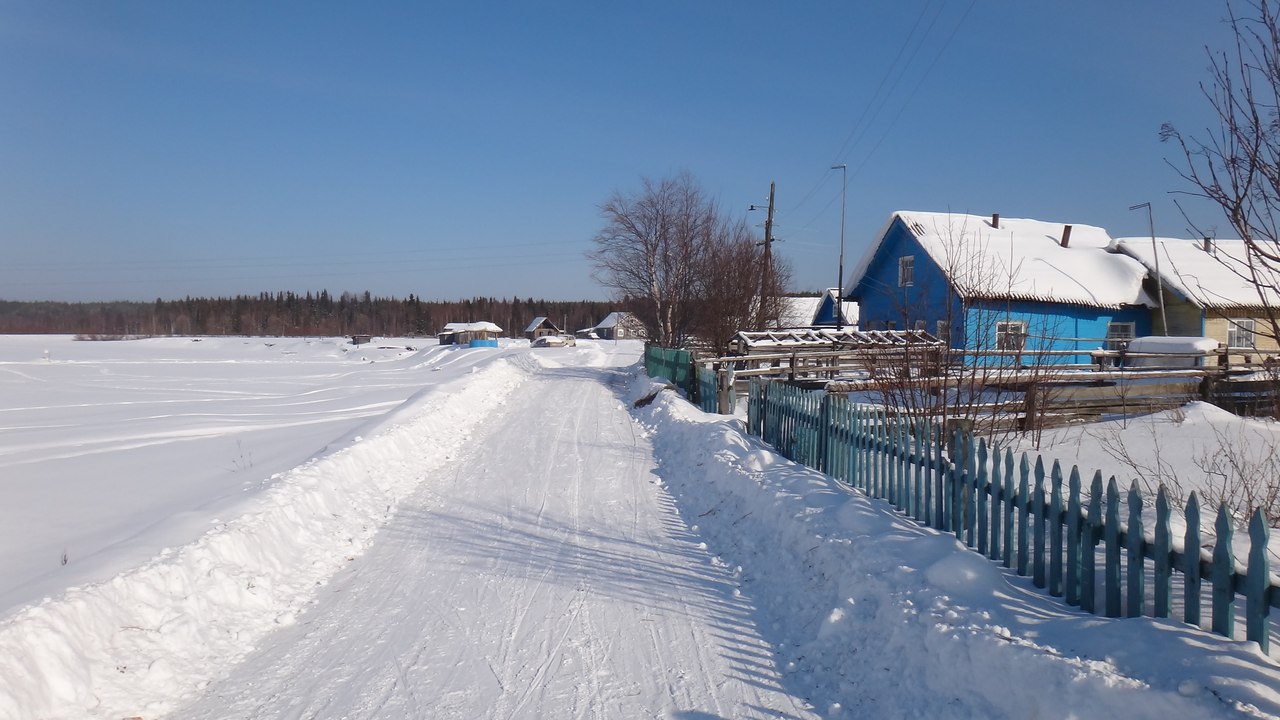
xmin=0 ymin=335 xmax=1278 ymax=719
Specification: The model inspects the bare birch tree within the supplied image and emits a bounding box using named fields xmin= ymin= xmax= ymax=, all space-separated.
xmin=590 ymin=173 xmax=789 ymax=348
xmin=1162 ymin=0 xmax=1280 ymax=343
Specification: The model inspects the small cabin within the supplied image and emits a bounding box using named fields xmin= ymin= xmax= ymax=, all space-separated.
xmin=350 ymin=334 xmax=372 ymax=346
xmin=438 ymin=321 xmax=503 ymax=348
xmin=591 ymin=311 xmax=647 ymax=340
xmin=524 ymin=316 xmax=563 ymax=341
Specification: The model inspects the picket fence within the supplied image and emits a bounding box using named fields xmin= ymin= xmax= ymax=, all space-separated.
xmin=746 ymin=378 xmax=1278 ymax=654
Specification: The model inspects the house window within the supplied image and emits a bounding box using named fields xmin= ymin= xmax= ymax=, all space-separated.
xmin=898 ymin=255 xmax=915 ymax=287
xmin=914 ymin=320 xmax=926 ymax=331
xmin=936 ymin=321 xmax=950 ymax=343
xmin=1227 ymin=318 xmax=1256 ymax=348
xmin=885 ymin=321 xmax=897 ymax=331
xmin=996 ymin=321 xmax=1027 ymax=352
xmin=1105 ymin=322 xmax=1135 ymax=352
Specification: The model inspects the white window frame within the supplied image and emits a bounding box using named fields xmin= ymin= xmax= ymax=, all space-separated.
xmin=1105 ymin=321 xmax=1136 ymax=352
xmin=1227 ymin=318 xmax=1256 ymax=348
xmin=898 ymin=255 xmax=915 ymax=288
xmin=996 ymin=320 xmax=1027 ymax=352
xmin=936 ymin=320 xmax=950 ymax=344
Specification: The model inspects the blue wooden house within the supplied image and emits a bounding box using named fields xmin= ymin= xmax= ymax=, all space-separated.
xmin=845 ymin=211 xmax=1156 ymax=364
xmin=811 ymin=288 xmax=858 ymax=328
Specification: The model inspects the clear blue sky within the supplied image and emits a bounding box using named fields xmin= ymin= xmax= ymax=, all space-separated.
xmin=0 ymin=1 xmax=1238 ymax=302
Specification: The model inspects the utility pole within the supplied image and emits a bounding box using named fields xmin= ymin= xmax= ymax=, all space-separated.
xmin=831 ymin=165 xmax=847 ymax=331
xmin=749 ymin=182 xmax=778 ymax=329
xmin=759 ymin=182 xmax=777 ymax=328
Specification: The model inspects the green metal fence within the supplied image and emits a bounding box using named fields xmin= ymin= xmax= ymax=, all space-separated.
xmin=747 ymin=378 xmax=1277 ymax=655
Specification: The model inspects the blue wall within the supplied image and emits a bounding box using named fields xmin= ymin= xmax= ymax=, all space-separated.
xmin=850 ymin=217 xmax=959 ymax=339
xmin=964 ymin=300 xmax=1152 ymax=365
xmin=849 ymin=216 xmax=1153 ymax=364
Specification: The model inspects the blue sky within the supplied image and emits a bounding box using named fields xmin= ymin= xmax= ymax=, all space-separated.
xmin=0 ymin=1 xmax=1238 ymax=302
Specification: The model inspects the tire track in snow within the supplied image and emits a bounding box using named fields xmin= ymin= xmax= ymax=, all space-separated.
xmin=173 ymin=345 xmax=817 ymax=719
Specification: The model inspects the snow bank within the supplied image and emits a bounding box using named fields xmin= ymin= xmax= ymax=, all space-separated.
xmin=0 ymin=357 xmax=529 ymax=720
xmin=629 ymin=378 xmax=1280 ymax=719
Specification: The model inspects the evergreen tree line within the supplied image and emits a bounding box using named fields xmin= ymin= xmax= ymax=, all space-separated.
xmin=0 ymin=292 xmax=618 ymax=338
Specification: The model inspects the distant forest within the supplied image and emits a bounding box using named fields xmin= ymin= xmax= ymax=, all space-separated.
xmin=0 ymin=292 xmax=619 ymax=338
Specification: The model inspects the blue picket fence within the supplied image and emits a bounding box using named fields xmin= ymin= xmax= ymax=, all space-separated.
xmin=747 ymin=378 xmax=1278 ymax=654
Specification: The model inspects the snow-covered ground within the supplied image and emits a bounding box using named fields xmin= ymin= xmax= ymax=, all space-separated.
xmin=0 ymin=335 xmax=1278 ymax=718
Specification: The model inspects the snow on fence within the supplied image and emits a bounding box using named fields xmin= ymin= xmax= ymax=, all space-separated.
xmin=746 ymin=378 xmax=1278 ymax=656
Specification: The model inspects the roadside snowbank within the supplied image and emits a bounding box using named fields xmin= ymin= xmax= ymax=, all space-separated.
xmin=0 ymin=356 xmax=529 ymax=720
xmin=630 ymin=377 xmax=1280 ymax=719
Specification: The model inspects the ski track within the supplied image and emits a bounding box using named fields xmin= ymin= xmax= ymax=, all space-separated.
xmin=173 ymin=348 xmax=816 ymax=719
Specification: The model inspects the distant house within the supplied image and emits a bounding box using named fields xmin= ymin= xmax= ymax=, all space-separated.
xmin=774 ymin=296 xmax=823 ymax=329
xmin=350 ymin=334 xmax=372 ymax=346
xmin=590 ymin=311 xmax=647 ymax=340
xmin=772 ymin=291 xmax=858 ymax=330
xmin=811 ymin=288 xmax=858 ymax=329
xmin=524 ymin=316 xmax=563 ymax=341
xmin=847 ymin=211 xmax=1155 ymax=363
xmin=438 ymin=321 xmax=503 ymax=348
xmin=1111 ymin=236 xmax=1280 ymax=356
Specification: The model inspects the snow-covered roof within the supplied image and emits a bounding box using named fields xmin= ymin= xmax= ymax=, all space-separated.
xmin=442 ymin=321 xmax=502 ymax=333
xmin=819 ymin=288 xmax=858 ymax=326
xmin=1110 ymin=237 xmax=1280 ymax=309
xmin=776 ymin=296 xmax=823 ymax=328
xmin=849 ymin=211 xmax=1155 ymax=309
xmin=524 ymin=316 xmax=552 ymax=333
xmin=593 ymin=311 xmax=630 ymax=329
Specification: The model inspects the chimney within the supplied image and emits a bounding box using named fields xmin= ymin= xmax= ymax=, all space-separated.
xmin=991 ymin=213 xmax=1000 ymax=229
xmin=1203 ymin=236 xmax=1213 ymax=252
xmin=1060 ymin=224 xmax=1073 ymax=248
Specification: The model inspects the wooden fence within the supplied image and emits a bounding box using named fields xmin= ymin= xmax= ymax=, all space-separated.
xmin=747 ymin=378 xmax=1278 ymax=655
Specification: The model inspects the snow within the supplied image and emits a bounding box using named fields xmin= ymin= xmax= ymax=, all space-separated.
xmin=851 ymin=211 xmax=1156 ymax=308
xmin=591 ymin=311 xmax=636 ymax=330
xmin=1125 ymin=335 xmax=1221 ymax=366
xmin=1112 ymin=236 xmax=1280 ymax=309
xmin=1 ymin=335 xmax=1278 ymax=718
xmin=442 ymin=321 xmax=503 ymax=333
xmin=776 ymin=295 xmax=823 ymax=328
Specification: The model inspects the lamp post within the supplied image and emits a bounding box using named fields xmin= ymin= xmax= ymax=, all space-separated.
xmin=1129 ymin=202 xmax=1167 ymax=336
xmin=831 ymin=164 xmax=848 ymax=330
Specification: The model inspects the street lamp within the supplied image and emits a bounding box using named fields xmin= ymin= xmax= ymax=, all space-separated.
xmin=831 ymin=164 xmax=848 ymax=331
xmin=1129 ymin=202 xmax=1168 ymax=336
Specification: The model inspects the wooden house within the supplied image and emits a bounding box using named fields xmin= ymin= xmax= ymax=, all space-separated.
xmin=590 ymin=312 xmax=647 ymax=340
xmin=846 ymin=211 xmax=1156 ymax=364
xmin=523 ymin=316 xmax=563 ymax=341
xmin=1111 ymin=237 xmax=1280 ymax=358
xmin=438 ymin=321 xmax=503 ymax=348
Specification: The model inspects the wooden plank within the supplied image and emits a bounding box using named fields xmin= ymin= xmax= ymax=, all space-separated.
xmin=1126 ymin=481 xmax=1145 ymax=618
xmin=1247 ymin=510 xmax=1271 ymax=653
xmin=1184 ymin=493 xmax=1202 ymax=627
xmin=1154 ymin=487 xmax=1172 ymax=618
xmin=1212 ymin=505 xmax=1235 ymax=638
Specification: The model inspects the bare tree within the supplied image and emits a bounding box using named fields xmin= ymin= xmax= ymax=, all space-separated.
xmin=690 ymin=219 xmax=792 ymax=351
xmin=1162 ymin=0 xmax=1280 ymax=344
xmin=589 ymin=173 xmax=715 ymax=346
xmin=589 ymin=173 xmax=789 ymax=349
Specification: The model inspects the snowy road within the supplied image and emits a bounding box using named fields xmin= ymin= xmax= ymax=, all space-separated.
xmin=175 ymin=346 xmax=817 ymax=719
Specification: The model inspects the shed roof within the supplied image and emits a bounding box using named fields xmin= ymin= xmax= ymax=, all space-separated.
xmin=1110 ymin=237 xmax=1280 ymax=309
xmin=442 ymin=321 xmax=503 ymax=333
xmin=594 ymin=311 xmax=632 ymax=329
xmin=524 ymin=316 xmax=557 ymax=333
xmin=849 ymin=211 xmax=1155 ymax=309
